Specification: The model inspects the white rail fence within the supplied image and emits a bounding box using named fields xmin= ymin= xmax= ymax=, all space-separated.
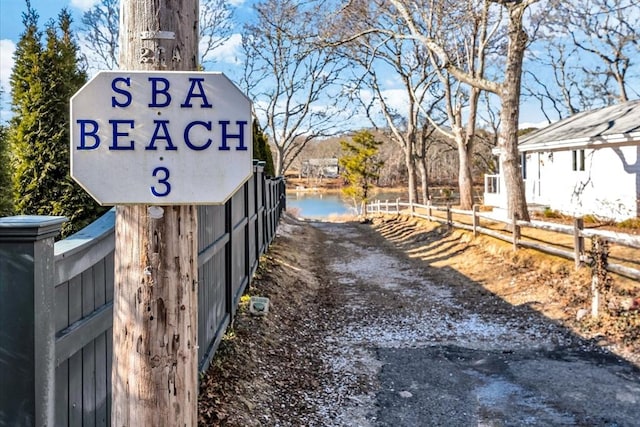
xmin=366 ymin=199 xmax=640 ymax=281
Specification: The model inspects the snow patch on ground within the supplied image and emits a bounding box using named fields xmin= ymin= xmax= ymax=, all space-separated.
xmin=332 ymin=311 xmax=573 ymax=351
xmin=330 ymin=243 xmax=453 ymax=301
xmin=276 ymin=218 xmax=303 ymax=238
xmin=313 ymin=221 xmax=581 ymax=424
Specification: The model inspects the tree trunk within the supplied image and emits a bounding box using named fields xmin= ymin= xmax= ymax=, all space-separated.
xmin=274 ymin=146 xmax=284 ymax=177
xmin=416 ymin=156 xmax=430 ymax=204
xmin=457 ymin=135 xmax=475 ymax=210
xmin=498 ymin=3 xmax=530 ymax=221
xmin=112 ymin=1 xmax=199 ymax=425
xmin=404 ymin=146 xmax=417 ymax=204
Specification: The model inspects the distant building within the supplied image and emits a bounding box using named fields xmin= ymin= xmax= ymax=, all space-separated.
xmin=301 ymin=158 xmax=340 ymax=178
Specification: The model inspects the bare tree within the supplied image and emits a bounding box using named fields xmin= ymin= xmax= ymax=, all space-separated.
xmin=198 ymin=0 xmax=234 ymax=67
xmin=240 ymin=0 xmax=347 ymax=176
xmin=391 ymin=0 xmax=536 ymax=220
xmin=526 ymin=0 xmax=639 ymax=119
xmin=80 ymin=0 xmax=119 ymax=70
xmin=80 ymin=0 xmax=233 ymax=70
xmin=334 ymin=0 xmax=512 ymax=209
xmin=334 ymin=0 xmax=443 ymax=203
xmin=417 ymin=0 xmax=502 ymax=210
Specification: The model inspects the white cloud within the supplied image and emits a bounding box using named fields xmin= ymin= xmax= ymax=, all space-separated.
xmin=380 ymin=89 xmax=409 ymax=116
xmin=1 ymin=39 xmax=15 ymax=95
xmin=0 ymin=40 xmax=16 ymax=122
xmin=70 ymin=0 xmax=100 ymax=12
xmin=201 ymin=33 xmax=243 ymax=65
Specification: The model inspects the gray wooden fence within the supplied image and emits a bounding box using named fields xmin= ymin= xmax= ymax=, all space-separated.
xmin=0 ymin=162 xmax=285 ymax=427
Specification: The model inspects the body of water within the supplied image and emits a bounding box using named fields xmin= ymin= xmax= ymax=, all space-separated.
xmin=286 ymin=192 xmax=355 ymax=219
xmin=286 ymin=191 xmax=405 ymax=219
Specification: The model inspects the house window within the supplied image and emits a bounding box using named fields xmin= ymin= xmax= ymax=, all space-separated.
xmin=572 ymin=149 xmax=585 ymax=171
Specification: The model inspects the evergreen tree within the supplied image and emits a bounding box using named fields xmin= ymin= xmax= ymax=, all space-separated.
xmin=253 ymin=120 xmax=275 ymax=176
xmin=0 ymin=119 xmax=12 ymax=216
xmin=9 ymin=4 xmax=104 ymax=236
xmin=339 ymin=130 xmax=384 ymax=215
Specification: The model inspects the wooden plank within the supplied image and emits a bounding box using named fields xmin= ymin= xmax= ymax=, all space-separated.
xmin=55 ymin=225 xmax=115 ymax=285
xmin=105 ymin=252 xmax=114 ymax=303
xmin=68 ymin=351 xmax=83 ymax=427
xmin=582 ymin=228 xmax=640 ymax=248
xmin=197 ymin=264 xmax=207 ymax=363
xmin=521 ymin=219 xmax=574 ymax=235
xmin=608 ymin=263 xmax=640 ymax=280
xmin=68 ymin=275 xmax=82 ymax=323
xmin=55 ymin=360 xmax=69 ymax=427
xmin=82 ymin=267 xmax=96 ymax=426
xmin=95 ymin=333 xmax=108 ymax=427
xmin=215 ymin=252 xmax=227 ymax=326
xmin=83 ymin=341 xmax=96 ymax=427
xmin=55 ymin=281 xmax=69 ymax=333
xmin=197 ymin=205 xmax=207 ymax=252
xmin=94 ymin=259 xmax=106 ymax=306
xmin=232 ymin=226 xmax=246 ymax=298
xmin=55 ymin=303 xmax=113 ymax=366
xmin=197 ymin=314 xmax=230 ymax=373
xmin=82 ymin=268 xmax=95 ymax=316
xmin=519 ymin=239 xmax=575 ymax=260
xmin=197 ymin=233 xmax=229 ymax=266
xmin=106 ymin=328 xmax=112 ymax=426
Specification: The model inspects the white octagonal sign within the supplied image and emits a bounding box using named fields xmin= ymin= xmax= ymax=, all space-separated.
xmin=70 ymin=71 xmax=252 ymax=205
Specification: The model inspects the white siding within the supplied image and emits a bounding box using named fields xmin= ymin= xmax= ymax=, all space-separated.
xmin=529 ymin=146 xmax=639 ymax=220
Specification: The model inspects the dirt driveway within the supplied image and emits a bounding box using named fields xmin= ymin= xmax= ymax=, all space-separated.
xmin=198 ymin=213 xmax=640 ymax=426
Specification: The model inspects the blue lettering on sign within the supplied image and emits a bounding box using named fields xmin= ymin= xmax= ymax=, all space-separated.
xmin=218 ymin=120 xmax=248 ymax=151
xmin=76 ymin=120 xmax=100 ymax=149
xmin=109 ymin=120 xmax=135 ymax=150
xmin=76 ymin=120 xmax=250 ymax=151
xmin=146 ymin=120 xmax=177 ymax=150
xmin=111 ymin=77 xmax=132 ymax=107
xmin=148 ymin=77 xmax=172 ymax=108
xmin=180 ymin=78 xmax=213 ymax=108
xmin=184 ymin=121 xmax=213 ymax=150
xmin=151 ymin=166 xmax=171 ymax=196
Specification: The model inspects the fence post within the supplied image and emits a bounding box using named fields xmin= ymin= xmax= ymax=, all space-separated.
xmin=512 ymin=213 xmax=521 ymax=251
xmin=446 ymin=204 xmax=452 ymax=228
xmin=244 ymin=179 xmax=251 ymax=284
xmin=396 ymin=198 xmax=400 ymax=213
xmin=280 ymin=178 xmax=286 ymax=213
xmin=591 ymin=237 xmax=601 ymax=318
xmin=225 ymin=197 xmax=234 ymax=316
xmin=410 ymin=199 xmax=415 ymax=217
xmin=472 ymin=205 xmax=479 ymax=237
xmin=0 ymin=215 xmax=66 ymax=427
xmin=427 ymin=200 xmax=432 ymax=219
xmin=573 ymin=217 xmax=584 ymax=269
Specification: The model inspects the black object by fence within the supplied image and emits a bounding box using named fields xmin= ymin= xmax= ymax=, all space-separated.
xmin=0 ymin=162 xmax=285 ymax=427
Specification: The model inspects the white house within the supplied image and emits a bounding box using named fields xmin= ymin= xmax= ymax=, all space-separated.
xmin=484 ymin=100 xmax=640 ymax=221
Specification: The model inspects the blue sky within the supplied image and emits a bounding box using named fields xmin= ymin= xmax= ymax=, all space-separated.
xmin=0 ymin=0 xmax=554 ymax=128
xmin=1 ymin=1 xmax=88 ymax=121
xmin=0 ymin=0 xmax=251 ymax=122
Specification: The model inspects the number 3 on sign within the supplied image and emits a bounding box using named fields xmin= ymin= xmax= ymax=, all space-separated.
xmin=151 ymin=166 xmax=171 ymax=197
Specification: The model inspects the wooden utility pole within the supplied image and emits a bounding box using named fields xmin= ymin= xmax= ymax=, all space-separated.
xmin=112 ymin=1 xmax=199 ymax=425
